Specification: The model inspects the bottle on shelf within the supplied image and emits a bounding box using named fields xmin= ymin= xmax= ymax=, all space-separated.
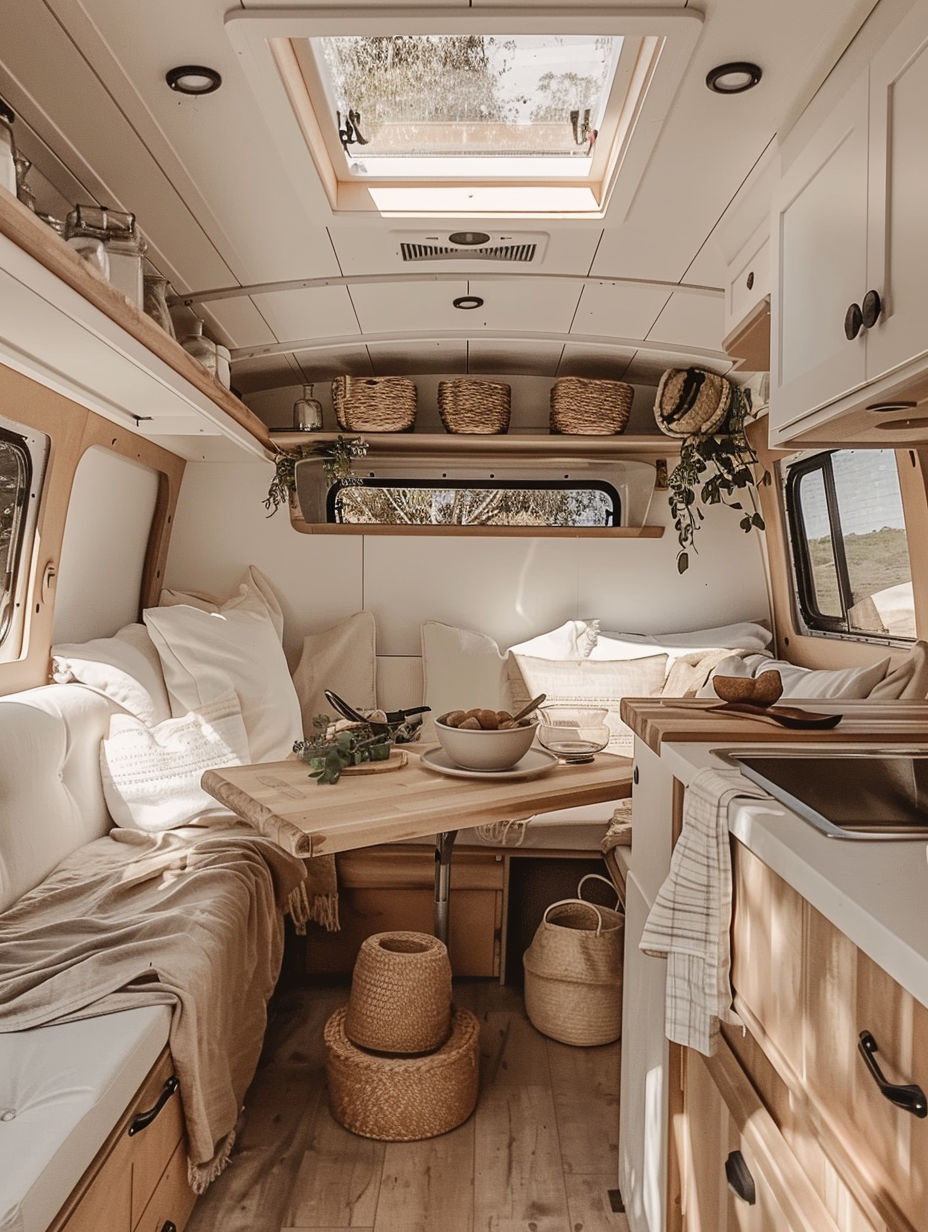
xmin=293 ymin=383 xmax=324 ymax=431
xmin=179 ymin=318 xmax=218 ymax=377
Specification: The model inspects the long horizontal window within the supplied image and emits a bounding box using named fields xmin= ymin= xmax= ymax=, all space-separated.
xmin=329 ymin=478 xmax=619 ymax=527
xmin=786 ymin=449 xmax=915 ymax=640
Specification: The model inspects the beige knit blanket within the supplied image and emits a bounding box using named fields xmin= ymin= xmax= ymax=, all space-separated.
xmin=0 ymin=821 xmax=308 ymax=1192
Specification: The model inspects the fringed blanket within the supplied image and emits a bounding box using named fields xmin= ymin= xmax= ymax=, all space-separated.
xmin=0 ymin=821 xmax=308 ymax=1192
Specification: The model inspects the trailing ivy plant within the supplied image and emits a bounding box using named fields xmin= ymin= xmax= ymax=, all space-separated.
xmin=264 ymin=434 xmax=369 ymax=517
xmin=666 ymin=385 xmax=770 ymax=574
xmin=293 ymin=714 xmax=392 ymax=785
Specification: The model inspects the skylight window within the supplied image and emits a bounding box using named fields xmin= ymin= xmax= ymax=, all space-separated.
xmin=226 ymin=8 xmax=703 ymax=216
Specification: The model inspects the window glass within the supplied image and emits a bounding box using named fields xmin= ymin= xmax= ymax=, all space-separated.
xmin=787 ymin=449 xmax=915 ymax=640
xmin=0 ymin=425 xmax=42 ymax=648
xmin=331 ymin=479 xmax=619 ymax=527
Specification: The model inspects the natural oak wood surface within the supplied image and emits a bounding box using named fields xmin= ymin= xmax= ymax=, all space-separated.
xmin=186 ymin=980 xmax=628 ymax=1232
xmin=202 ymin=748 xmax=633 ymax=857
xmin=620 ymin=697 xmax=928 ymax=756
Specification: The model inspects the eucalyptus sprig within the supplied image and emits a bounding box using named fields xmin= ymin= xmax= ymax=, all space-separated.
xmin=293 ymin=713 xmax=391 ymax=785
xmin=264 ymin=434 xmax=368 ymax=516
xmin=666 ymin=385 xmax=770 ymax=574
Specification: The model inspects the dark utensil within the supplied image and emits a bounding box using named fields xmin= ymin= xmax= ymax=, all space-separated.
xmin=710 ymin=700 xmax=842 ymax=730
xmin=324 ymin=690 xmax=430 ymax=736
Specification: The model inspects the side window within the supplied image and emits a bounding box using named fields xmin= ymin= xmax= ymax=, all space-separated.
xmin=0 ymin=420 xmax=47 ymax=650
xmin=785 ymin=449 xmax=915 ymax=640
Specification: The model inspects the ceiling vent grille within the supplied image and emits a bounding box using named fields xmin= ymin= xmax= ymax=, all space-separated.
xmin=401 ymin=242 xmax=537 ymax=263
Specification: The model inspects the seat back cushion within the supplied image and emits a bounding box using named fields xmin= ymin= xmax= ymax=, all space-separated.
xmin=0 ymin=684 xmax=121 ymax=912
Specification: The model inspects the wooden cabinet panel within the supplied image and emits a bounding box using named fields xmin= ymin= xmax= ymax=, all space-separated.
xmin=133 ymin=1138 xmax=197 ymax=1232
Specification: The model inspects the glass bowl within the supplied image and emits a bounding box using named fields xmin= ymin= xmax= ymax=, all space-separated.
xmin=537 ymin=706 xmax=610 ymax=763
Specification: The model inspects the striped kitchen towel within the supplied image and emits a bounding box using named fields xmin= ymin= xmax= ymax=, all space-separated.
xmin=639 ymin=766 xmax=768 ymax=1055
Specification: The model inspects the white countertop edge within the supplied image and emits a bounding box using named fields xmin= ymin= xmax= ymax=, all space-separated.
xmin=660 ymin=741 xmax=928 ymax=1010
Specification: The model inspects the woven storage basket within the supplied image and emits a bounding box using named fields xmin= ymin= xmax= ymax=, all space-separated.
xmin=523 ymin=874 xmax=624 ymax=1046
xmin=325 ymin=1004 xmax=480 ymax=1141
xmin=331 ymin=375 xmax=417 ymax=433
xmin=549 ymin=378 xmax=632 ymax=435
xmin=345 ymin=931 xmax=452 ymax=1054
xmin=654 ymin=367 xmax=732 ymax=438
xmin=437 ymin=379 xmax=511 ymax=434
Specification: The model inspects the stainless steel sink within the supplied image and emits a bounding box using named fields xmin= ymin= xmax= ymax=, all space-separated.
xmin=715 ymin=748 xmax=928 ymax=840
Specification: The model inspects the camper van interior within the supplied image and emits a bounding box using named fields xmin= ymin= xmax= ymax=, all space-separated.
xmin=3 ymin=0 xmax=928 ymax=1230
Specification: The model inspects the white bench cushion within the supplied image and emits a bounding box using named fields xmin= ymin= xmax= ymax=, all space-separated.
xmin=0 ymin=1004 xmax=171 ymax=1232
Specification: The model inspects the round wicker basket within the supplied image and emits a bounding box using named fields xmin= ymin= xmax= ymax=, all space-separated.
xmin=325 ymin=1004 xmax=480 ymax=1141
xmin=523 ymin=883 xmax=624 ymax=1046
xmin=331 ymin=375 xmax=417 ymax=433
xmin=653 ymin=367 xmax=731 ymax=438
xmin=437 ymin=379 xmax=511 ymax=434
xmin=345 ymin=931 xmax=452 ymax=1054
xmin=549 ymin=378 xmax=632 ymax=435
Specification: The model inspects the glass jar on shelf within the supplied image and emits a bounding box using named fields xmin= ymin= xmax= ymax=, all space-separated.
xmin=64 ymin=205 xmax=146 ymax=307
xmin=293 ymin=383 xmax=324 ymax=431
xmin=179 ymin=318 xmax=218 ymax=377
xmin=142 ymin=275 xmax=176 ymax=338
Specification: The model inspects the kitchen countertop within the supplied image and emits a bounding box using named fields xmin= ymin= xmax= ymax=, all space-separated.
xmin=661 ymin=739 xmax=928 ymax=1011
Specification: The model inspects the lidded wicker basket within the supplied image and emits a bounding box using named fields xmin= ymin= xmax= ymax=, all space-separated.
xmin=550 ymin=378 xmax=633 ymax=435
xmin=345 ymin=931 xmax=452 ymax=1055
xmin=325 ymin=1004 xmax=480 ymax=1141
xmin=523 ymin=875 xmax=624 ymax=1047
xmin=332 ymin=375 xmax=417 ymax=433
xmin=437 ymin=379 xmax=511 ymax=434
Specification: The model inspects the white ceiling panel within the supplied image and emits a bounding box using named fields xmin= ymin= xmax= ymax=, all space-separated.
xmin=251 ymin=286 xmax=362 ymax=343
xmin=366 ymin=341 xmax=468 ymax=375
xmin=621 ymin=349 xmax=734 ymax=387
xmin=291 ymin=346 xmax=376 ymax=380
xmin=231 ymin=353 xmax=305 ymax=396
xmin=572 ymin=282 xmax=671 ymax=343
xmin=557 ymin=343 xmax=637 ymax=381
xmin=647 ymin=291 xmax=726 ymax=353
xmin=468 ymin=279 xmax=582 ymax=335
xmin=348 ymin=281 xmax=469 ymax=334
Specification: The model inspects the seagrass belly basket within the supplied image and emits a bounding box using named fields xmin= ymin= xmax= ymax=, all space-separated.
xmin=324 ymin=931 xmax=480 ymax=1140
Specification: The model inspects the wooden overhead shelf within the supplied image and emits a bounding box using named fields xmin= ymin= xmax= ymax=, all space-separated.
xmin=269 ymin=430 xmax=679 ymax=457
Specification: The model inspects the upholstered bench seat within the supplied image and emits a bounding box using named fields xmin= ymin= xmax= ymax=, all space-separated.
xmin=0 ymin=1004 xmax=171 ymax=1232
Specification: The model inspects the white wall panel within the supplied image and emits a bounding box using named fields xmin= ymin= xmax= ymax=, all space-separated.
xmin=572 ymin=282 xmax=671 ymax=342
xmin=53 ymin=448 xmax=159 ymax=643
xmin=647 ymin=291 xmax=725 ymax=352
xmin=250 ymin=287 xmax=362 ymax=344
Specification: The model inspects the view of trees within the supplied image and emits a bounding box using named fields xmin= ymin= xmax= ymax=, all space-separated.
xmin=0 ymin=441 xmax=23 ymax=582
xmin=334 ymin=483 xmax=616 ymax=527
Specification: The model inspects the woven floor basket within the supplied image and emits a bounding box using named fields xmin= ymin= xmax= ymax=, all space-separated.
xmin=523 ymin=878 xmax=624 ymax=1046
xmin=549 ymin=378 xmax=633 ymax=435
xmin=437 ymin=379 xmax=511 ymax=434
xmin=325 ymin=1004 xmax=480 ymax=1141
xmin=331 ymin=376 xmax=417 ymax=433
xmin=345 ymin=931 xmax=452 ymax=1054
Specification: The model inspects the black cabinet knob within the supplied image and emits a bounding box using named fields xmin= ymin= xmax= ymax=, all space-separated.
xmin=725 ymin=1150 xmax=756 ymax=1205
xmin=862 ymin=289 xmax=882 ymax=329
xmin=844 ymin=302 xmax=863 ymax=340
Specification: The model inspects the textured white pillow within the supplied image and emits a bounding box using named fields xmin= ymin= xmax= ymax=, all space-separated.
xmin=512 ymin=653 xmax=668 ymax=756
xmin=592 ymin=621 xmax=772 ymax=660
xmin=698 ymin=653 xmax=891 ymax=699
xmin=52 ymin=624 xmax=172 ymax=726
xmin=509 ymin=620 xmax=599 ymax=660
xmin=159 ymin=565 xmax=286 ymax=643
xmin=101 ymin=691 xmax=249 ymax=832
xmin=144 ymin=597 xmax=302 ymax=763
xmin=292 ymin=611 xmax=377 ymax=735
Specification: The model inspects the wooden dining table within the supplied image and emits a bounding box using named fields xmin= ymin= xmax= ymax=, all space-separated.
xmin=201 ymin=745 xmax=633 ymax=941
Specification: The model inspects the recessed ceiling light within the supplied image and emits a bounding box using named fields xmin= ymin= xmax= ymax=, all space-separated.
xmin=453 ymin=296 xmax=484 ymax=310
xmin=705 ymin=62 xmax=762 ymax=94
xmin=165 ymin=66 xmax=222 ymax=96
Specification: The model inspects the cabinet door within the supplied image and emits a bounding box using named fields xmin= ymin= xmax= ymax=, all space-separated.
xmin=864 ymin=8 xmax=928 ymax=382
xmin=769 ymin=73 xmax=869 ymax=439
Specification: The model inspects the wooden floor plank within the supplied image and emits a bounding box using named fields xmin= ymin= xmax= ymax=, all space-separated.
xmin=283 ymin=1111 xmax=385 ymax=1228
xmin=546 ymin=1036 xmax=620 ymax=1175
xmin=478 ymin=1009 xmax=551 ymax=1091
xmin=372 ymin=1121 xmax=476 ymax=1232
xmin=473 ymin=1085 xmax=570 ymax=1232
xmin=564 ymin=1174 xmax=630 ymax=1232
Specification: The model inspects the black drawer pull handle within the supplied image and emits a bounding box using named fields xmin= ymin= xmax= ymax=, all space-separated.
xmin=858 ymin=1031 xmax=927 ymax=1118
xmin=128 ymin=1075 xmax=179 ymax=1136
xmin=161 ymin=1224 xmax=177 ymax=1232
xmin=725 ymin=1150 xmax=756 ymax=1205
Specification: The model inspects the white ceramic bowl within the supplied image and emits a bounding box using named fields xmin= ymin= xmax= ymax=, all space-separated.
xmin=434 ymin=715 xmax=538 ymax=771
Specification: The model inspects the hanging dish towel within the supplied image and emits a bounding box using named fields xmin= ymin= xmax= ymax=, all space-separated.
xmin=640 ymin=766 xmax=768 ymax=1055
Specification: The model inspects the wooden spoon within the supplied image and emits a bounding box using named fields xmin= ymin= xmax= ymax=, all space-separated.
xmin=511 ymin=694 xmax=546 ymax=723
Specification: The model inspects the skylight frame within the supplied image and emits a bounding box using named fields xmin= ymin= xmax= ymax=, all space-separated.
xmin=225 ymin=8 xmax=704 ymax=219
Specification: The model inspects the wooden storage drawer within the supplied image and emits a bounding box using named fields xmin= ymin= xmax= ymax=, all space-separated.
xmin=50 ymin=1048 xmax=190 ymax=1232
xmin=133 ymin=1137 xmax=197 ymax=1232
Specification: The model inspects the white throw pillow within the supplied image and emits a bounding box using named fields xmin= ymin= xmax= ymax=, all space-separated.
xmin=101 ymin=691 xmax=249 ymax=832
xmin=144 ymin=596 xmax=302 ymax=763
xmin=697 ymin=653 xmax=891 ymax=699
xmin=159 ymin=565 xmax=286 ymax=643
xmin=592 ymin=620 xmax=772 ymax=660
xmin=292 ymin=611 xmax=377 ymax=735
xmin=420 ymin=621 xmax=510 ymax=741
xmin=509 ymin=620 xmax=599 ymax=660
xmin=52 ymin=624 xmax=172 ymax=726
xmin=512 ymin=653 xmax=668 ymax=756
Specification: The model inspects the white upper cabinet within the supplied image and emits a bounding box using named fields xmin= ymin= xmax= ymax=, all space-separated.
xmin=769 ymin=2 xmax=928 ymax=446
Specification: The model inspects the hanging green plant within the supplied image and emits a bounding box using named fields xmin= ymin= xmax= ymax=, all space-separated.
xmin=263 ymin=434 xmax=369 ymax=517
xmin=655 ymin=369 xmax=770 ymax=574
xmin=292 ymin=714 xmax=392 ymax=785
